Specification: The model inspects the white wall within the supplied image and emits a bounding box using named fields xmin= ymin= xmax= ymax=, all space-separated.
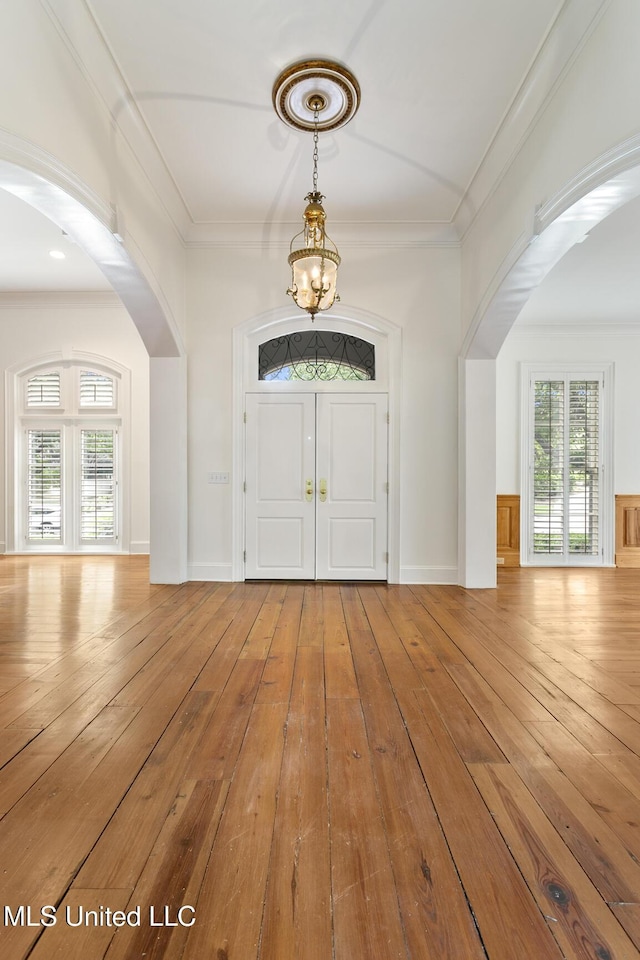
xmin=0 ymin=298 xmax=150 ymax=553
xmin=0 ymin=1 xmax=187 ymax=353
xmin=462 ymin=0 xmax=640 ymax=349
xmin=497 ymin=323 xmax=640 ymax=495
xmin=186 ymin=243 xmax=461 ymax=582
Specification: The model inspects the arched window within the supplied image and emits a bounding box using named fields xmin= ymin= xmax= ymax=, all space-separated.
xmin=17 ymin=361 xmax=122 ymax=552
xmin=259 ymin=331 xmax=375 ymax=381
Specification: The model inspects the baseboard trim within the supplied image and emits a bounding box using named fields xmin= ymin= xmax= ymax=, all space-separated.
xmin=130 ymin=541 xmax=150 ymax=555
xmin=400 ymin=565 xmax=458 ymax=585
xmin=188 ymin=562 xmax=233 ymax=582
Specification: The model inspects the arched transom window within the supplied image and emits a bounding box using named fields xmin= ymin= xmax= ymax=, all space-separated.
xmin=259 ymin=331 xmax=375 ymax=382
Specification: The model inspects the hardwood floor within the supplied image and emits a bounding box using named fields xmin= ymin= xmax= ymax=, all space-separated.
xmin=1 ymin=558 xmax=640 ymax=958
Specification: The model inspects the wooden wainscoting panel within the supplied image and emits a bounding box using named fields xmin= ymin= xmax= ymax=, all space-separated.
xmin=615 ymin=495 xmax=640 ymax=567
xmin=497 ymin=494 xmax=520 ymax=567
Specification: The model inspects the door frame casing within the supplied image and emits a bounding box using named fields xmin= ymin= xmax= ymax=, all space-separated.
xmin=232 ymin=306 xmax=401 ymax=581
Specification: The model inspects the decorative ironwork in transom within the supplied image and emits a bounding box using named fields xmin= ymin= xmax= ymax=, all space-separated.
xmin=259 ymin=331 xmax=375 ymax=381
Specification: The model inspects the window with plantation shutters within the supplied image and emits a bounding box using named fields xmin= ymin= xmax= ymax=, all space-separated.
xmin=17 ymin=361 xmax=124 ymax=553
xmin=27 ymin=430 xmax=62 ymax=540
xmin=26 ymin=372 xmax=61 ymax=408
xmin=80 ymin=371 xmax=115 ymax=407
xmin=524 ymin=367 xmax=611 ymax=566
xmin=81 ymin=430 xmax=116 ymax=542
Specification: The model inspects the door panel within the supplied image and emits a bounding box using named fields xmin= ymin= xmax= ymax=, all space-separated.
xmin=245 ymin=394 xmax=315 ymax=578
xmin=316 ymin=394 xmax=388 ymax=579
xmin=245 ymin=392 xmax=388 ymax=580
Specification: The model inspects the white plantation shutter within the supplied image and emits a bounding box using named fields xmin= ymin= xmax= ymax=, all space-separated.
xmin=79 ymin=371 xmax=115 ymax=407
xmin=27 ymin=430 xmax=62 ymax=540
xmin=533 ymin=380 xmax=565 ymax=555
xmin=530 ymin=374 xmax=603 ymax=563
xmin=26 ymin=372 xmax=61 ymax=407
xmin=81 ymin=430 xmax=116 ymax=541
xmin=568 ymin=380 xmax=600 ymax=556
xmin=17 ymin=362 xmax=124 ymax=553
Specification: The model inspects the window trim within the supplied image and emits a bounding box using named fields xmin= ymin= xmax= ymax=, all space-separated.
xmin=5 ymin=352 xmax=131 ymax=555
xmin=520 ymin=362 xmax=614 ymax=567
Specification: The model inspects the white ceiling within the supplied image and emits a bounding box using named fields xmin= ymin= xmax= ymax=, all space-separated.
xmin=517 ymin=194 xmax=640 ymax=327
xmin=85 ymin=0 xmax=562 ymax=226
xmin=0 ymin=189 xmax=111 ymax=293
xmin=2 ymin=0 xmax=639 ymax=331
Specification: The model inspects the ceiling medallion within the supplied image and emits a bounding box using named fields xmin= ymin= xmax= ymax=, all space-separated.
xmin=272 ymin=58 xmax=361 ymax=133
xmin=273 ymin=59 xmax=360 ymax=319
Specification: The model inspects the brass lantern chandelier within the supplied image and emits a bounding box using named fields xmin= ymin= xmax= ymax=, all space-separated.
xmin=272 ymin=60 xmax=360 ymax=320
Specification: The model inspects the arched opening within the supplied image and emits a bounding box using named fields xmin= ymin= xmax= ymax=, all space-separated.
xmin=0 ymin=138 xmax=187 ymax=581
xmin=459 ymin=138 xmax=640 ymax=587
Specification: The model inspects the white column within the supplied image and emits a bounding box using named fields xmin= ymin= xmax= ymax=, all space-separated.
xmin=458 ymin=358 xmax=497 ymax=588
xmin=149 ymin=357 xmax=188 ymax=583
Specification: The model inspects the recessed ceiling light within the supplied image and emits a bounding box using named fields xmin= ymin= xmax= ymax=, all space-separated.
xmin=49 ymin=249 xmax=66 ymax=259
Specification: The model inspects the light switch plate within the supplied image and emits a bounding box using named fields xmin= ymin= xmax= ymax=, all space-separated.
xmin=208 ymin=472 xmax=229 ymax=484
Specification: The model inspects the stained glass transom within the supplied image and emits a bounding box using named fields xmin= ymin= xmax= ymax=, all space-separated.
xmin=259 ymin=331 xmax=375 ymax=381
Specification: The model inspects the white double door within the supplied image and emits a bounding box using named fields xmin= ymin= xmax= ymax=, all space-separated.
xmin=245 ymin=392 xmax=388 ymax=579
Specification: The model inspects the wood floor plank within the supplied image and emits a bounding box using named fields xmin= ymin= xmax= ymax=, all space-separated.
xmin=327 ymin=697 xmax=408 ymax=960
xmin=404 ymin=687 xmax=565 ymax=959
xmin=346 ymin=589 xmax=489 ymax=958
xmin=470 ymin=762 xmax=639 ymax=959
xmin=26 ymin=889 xmax=133 ymax=960
xmin=323 ymin=585 xmax=359 ymax=700
xmin=239 ymin=583 xmax=287 ymax=660
xmin=611 ymin=905 xmax=640 ymax=952
xmin=181 ymin=702 xmax=288 ymax=960
xmin=256 ymin=585 xmax=303 ymax=704
xmin=526 ymin=719 xmax=640 ymax=861
xmin=259 ymin=647 xmax=332 ymax=960
xmin=298 ymin=584 xmax=324 ymax=648
xmin=185 ymin=658 xmax=264 ymax=780
xmin=360 ymin=586 xmax=505 ymax=764
xmin=102 ymin=778 xmax=229 ymax=960
xmin=72 ymin=688 xmax=220 ymax=889
xmin=448 ymin=662 xmax=640 ymax=904
xmin=1 ymin=561 xmax=640 ymax=959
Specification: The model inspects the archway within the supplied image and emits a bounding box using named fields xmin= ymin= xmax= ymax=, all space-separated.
xmin=0 ymin=135 xmax=188 ymax=582
xmin=459 ymin=136 xmax=640 ymax=587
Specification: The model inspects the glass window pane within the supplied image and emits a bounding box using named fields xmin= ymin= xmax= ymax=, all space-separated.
xmin=81 ymin=430 xmax=115 ymax=541
xmin=531 ymin=377 xmax=600 ymax=559
xmin=259 ymin=331 xmax=375 ymax=381
xmin=533 ymin=380 xmax=564 ymax=554
xmin=568 ymin=380 xmax=599 ymax=555
xmin=27 ymin=430 xmax=62 ymax=540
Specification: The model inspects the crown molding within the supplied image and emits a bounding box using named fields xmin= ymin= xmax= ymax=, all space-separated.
xmin=455 ymin=0 xmax=612 ymax=241
xmin=40 ymin=0 xmax=191 ymax=241
xmin=0 ymin=291 xmax=122 ymax=309
xmin=186 ymin=219 xmax=460 ymax=249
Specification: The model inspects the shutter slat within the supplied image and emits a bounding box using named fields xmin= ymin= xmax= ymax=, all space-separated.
xmin=27 ymin=373 xmax=60 ymax=407
xmin=27 ymin=430 xmax=62 ymax=540
xmin=532 ymin=378 xmax=600 ymax=558
xmin=80 ymin=430 xmax=115 ymax=541
xmin=79 ymin=371 xmax=114 ymax=407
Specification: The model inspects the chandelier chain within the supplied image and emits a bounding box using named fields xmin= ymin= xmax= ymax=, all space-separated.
xmin=312 ymin=108 xmax=319 ymax=193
